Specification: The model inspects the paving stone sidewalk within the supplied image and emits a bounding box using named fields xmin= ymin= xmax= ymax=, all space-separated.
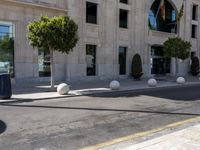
xmin=2 ymin=75 xmax=200 ymax=101
xmin=120 ymin=123 xmax=200 ymax=150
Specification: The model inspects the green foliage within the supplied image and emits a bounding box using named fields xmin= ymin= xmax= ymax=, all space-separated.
xmin=191 ymin=56 xmax=200 ymax=76
xmin=163 ymin=37 xmax=191 ymax=60
xmin=27 ymin=15 xmax=79 ymax=53
xmin=27 ymin=15 xmax=78 ymax=89
xmin=0 ymin=35 xmax=14 ymax=61
xmin=131 ymin=54 xmax=143 ymax=79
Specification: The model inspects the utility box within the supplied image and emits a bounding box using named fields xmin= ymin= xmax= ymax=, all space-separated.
xmin=0 ymin=74 xmax=12 ymax=99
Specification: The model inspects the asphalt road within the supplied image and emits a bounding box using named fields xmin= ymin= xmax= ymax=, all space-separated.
xmin=0 ymin=84 xmax=200 ymax=150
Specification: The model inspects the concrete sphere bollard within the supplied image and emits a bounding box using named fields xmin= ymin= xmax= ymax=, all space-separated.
xmin=176 ymin=77 xmax=186 ymax=84
xmin=57 ymin=83 xmax=70 ymax=95
xmin=110 ymin=80 xmax=120 ymax=90
xmin=148 ymin=78 xmax=157 ymax=87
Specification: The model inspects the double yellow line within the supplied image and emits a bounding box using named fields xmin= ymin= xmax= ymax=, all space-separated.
xmin=80 ymin=116 xmax=200 ymax=150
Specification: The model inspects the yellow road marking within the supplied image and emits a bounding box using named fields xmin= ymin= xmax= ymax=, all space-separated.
xmin=80 ymin=116 xmax=200 ymax=150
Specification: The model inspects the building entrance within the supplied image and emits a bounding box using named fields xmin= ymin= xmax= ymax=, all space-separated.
xmin=151 ymin=46 xmax=170 ymax=75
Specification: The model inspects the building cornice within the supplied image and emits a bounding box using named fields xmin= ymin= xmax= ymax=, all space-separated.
xmin=1 ymin=0 xmax=68 ymax=13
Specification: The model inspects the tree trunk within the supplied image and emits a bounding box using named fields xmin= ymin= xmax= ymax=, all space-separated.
xmin=175 ymin=57 xmax=178 ymax=77
xmin=50 ymin=49 xmax=55 ymax=90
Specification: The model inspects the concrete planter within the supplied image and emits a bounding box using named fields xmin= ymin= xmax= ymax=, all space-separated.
xmin=178 ymin=60 xmax=188 ymax=76
xmin=171 ymin=58 xmax=189 ymax=76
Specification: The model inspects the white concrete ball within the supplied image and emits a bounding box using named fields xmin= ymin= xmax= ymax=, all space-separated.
xmin=110 ymin=80 xmax=120 ymax=90
xmin=148 ymin=79 xmax=157 ymax=87
xmin=176 ymin=77 xmax=186 ymax=84
xmin=57 ymin=83 xmax=70 ymax=95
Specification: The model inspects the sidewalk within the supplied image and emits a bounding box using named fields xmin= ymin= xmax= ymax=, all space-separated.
xmin=2 ymin=75 xmax=200 ymax=101
xmin=121 ymin=123 xmax=200 ymax=150
xmin=80 ymin=116 xmax=200 ymax=150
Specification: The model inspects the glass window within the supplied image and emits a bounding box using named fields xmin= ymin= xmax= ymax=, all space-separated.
xmin=86 ymin=45 xmax=96 ymax=76
xmin=120 ymin=0 xmax=128 ymax=4
xmin=86 ymin=2 xmax=98 ymax=24
xmin=148 ymin=0 xmax=177 ymax=33
xmin=0 ymin=22 xmax=14 ymax=77
xmin=192 ymin=5 xmax=198 ymax=21
xmin=38 ymin=49 xmax=51 ymax=77
xmin=191 ymin=52 xmax=196 ymax=60
xmin=119 ymin=47 xmax=127 ymax=75
xmin=119 ymin=9 xmax=128 ymax=28
xmin=151 ymin=46 xmax=170 ymax=75
xmin=0 ymin=26 xmax=10 ymax=37
xmin=191 ymin=24 xmax=197 ymax=38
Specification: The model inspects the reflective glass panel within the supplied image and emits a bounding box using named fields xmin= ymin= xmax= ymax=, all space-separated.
xmin=38 ymin=49 xmax=51 ymax=77
xmin=148 ymin=0 xmax=177 ymax=33
xmin=0 ymin=22 xmax=14 ymax=77
xmin=86 ymin=45 xmax=96 ymax=76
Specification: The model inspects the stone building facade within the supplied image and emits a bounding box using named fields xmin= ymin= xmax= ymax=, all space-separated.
xmin=0 ymin=0 xmax=199 ymax=82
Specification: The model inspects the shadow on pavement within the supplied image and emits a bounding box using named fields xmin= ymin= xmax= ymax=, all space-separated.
xmin=1 ymin=84 xmax=200 ymax=105
xmin=0 ymin=120 xmax=7 ymax=134
xmin=89 ymin=84 xmax=200 ymax=101
xmin=0 ymin=103 xmax=200 ymax=117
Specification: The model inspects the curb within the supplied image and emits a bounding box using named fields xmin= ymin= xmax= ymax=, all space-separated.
xmin=1 ymin=82 xmax=200 ymax=103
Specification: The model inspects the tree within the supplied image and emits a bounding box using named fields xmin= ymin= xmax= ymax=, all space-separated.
xmin=27 ymin=16 xmax=79 ymax=89
xmin=163 ymin=37 xmax=191 ymax=75
xmin=191 ymin=56 xmax=200 ymax=76
xmin=131 ymin=54 xmax=143 ymax=80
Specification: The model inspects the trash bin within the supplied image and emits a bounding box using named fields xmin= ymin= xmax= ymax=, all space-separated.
xmin=0 ymin=74 xmax=12 ymax=99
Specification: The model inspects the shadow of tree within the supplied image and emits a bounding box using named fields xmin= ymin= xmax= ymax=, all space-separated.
xmin=89 ymin=84 xmax=200 ymax=101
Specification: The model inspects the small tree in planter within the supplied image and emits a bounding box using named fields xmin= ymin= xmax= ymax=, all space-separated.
xmin=163 ymin=37 xmax=191 ymax=76
xmin=27 ymin=16 xmax=78 ymax=89
xmin=131 ymin=54 xmax=143 ymax=79
xmin=191 ymin=56 xmax=200 ymax=76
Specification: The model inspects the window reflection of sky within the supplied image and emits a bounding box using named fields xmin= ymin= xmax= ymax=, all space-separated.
xmin=148 ymin=0 xmax=177 ymax=33
xmin=149 ymin=10 xmax=176 ymax=28
xmin=149 ymin=10 xmax=157 ymax=29
xmin=0 ymin=23 xmax=14 ymax=76
xmin=172 ymin=10 xmax=176 ymax=21
xmin=0 ymin=25 xmax=11 ymax=38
